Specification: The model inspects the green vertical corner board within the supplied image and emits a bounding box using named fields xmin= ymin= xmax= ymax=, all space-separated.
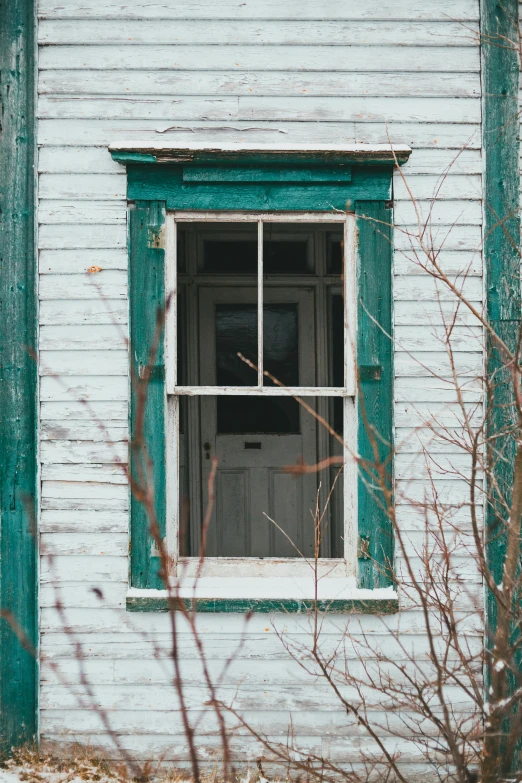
xmin=0 ymin=0 xmax=38 ymax=752
xmin=481 ymin=0 xmax=521 ymax=586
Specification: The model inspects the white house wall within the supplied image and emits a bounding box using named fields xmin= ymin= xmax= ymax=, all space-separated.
xmin=37 ymin=0 xmax=484 ymax=772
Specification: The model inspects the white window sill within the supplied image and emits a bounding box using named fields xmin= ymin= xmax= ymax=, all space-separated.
xmin=126 ymin=579 xmax=398 ymax=614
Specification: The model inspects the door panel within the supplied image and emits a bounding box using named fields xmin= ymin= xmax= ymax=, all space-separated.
xmin=198 ymin=286 xmax=318 ymax=558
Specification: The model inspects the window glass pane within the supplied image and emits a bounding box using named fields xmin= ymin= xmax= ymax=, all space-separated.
xmin=332 ymin=294 xmax=344 ymax=433
xmin=327 ymin=232 xmax=343 ymax=275
xmin=181 ymin=395 xmax=343 ymax=558
xmin=205 ymin=239 xmax=258 ymax=274
xmin=202 ymin=222 xmax=310 ymax=274
xmin=216 ymin=304 xmax=258 ymax=386
xmin=263 ymin=222 xmax=311 ymax=274
xmin=217 ymin=396 xmax=299 ymax=434
xmin=263 ymin=304 xmax=299 ymax=386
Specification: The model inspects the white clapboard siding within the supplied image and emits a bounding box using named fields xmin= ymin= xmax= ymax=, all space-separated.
xmin=41 ymin=533 xmax=129 ymax=556
xmin=41 ymin=419 xmax=128 ymax=440
xmin=39 ymin=350 xmax=128 ymax=376
xmin=394 ymin=250 xmax=482 ymax=276
xmin=40 ymin=400 xmax=128 ymax=420
xmin=40 ymin=375 xmax=128 ymax=402
xmin=394 ymin=300 xmax=482 ymax=325
xmin=38 ymin=605 xmax=479 ymax=636
xmin=39 ymin=223 xmax=126 ymax=249
xmin=38 ymin=96 xmax=480 ymax=124
xmin=40 ymin=628 xmax=483 ymax=663
xmin=41 ymin=439 xmax=128 ymax=464
xmin=40 ymin=509 xmax=129 ymax=533
xmin=39 ymin=249 xmax=127 ymax=274
xmin=40 ymin=300 xmax=128 ymax=326
xmin=39 ymin=173 xmax=125 ymax=199
xmin=39 ymin=271 xmax=127 ymax=298
xmin=38 ymin=120 xmax=483 ymax=149
xmin=39 ymin=46 xmax=479 ymax=73
xmin=36 ymin=706 xmax=460 ymax=738
xmin=37 ymin=0 xmax=485 ymax=766
xmin=37 ymin=1 xmax=479 ymax=22
xmin=393 ymin=324 xmax=483 ymax=351
xmin=39 ymin=95 xmax=239 ymax=121
xmin=39 ymin=70 xmax=481 ymax=99
xmin=42 ymin=464 xmax=128 ymax=483
xmin=38 ymin=19 xmax=479 ymax=47
xmin=395 ymin=225 xmax=482 ymax=251
xmin=40 ymin=556 xmax=128 ymax=584
xmin=394 ymin=378 xmax=482 ymax=404
xmin=39 ymin=202 xmax=125 ymax=224
xmin=40 ymin=325 xmax=129 ymax=354
xmin=39 ymin=655 xmax=475 ymax=688
xmin=41 ymin=496 xmax=127 ymax=512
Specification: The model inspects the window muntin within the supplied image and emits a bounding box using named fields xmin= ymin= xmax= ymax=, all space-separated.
xmin=166 ymin=213 xmax=356 ymax=576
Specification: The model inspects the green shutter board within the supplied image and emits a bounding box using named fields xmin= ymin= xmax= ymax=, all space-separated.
xmin=0 ymin=0 xmax=38 ymax=751
xmin=126 ymin=164 xmax=391 ymax=210
xmin=129 ymin=201 xmax=167 ymax=590
xmin=356 ymin=202 xmax=394 ymax=590
xmin=182 ymin=166 xmax=352 ymax=183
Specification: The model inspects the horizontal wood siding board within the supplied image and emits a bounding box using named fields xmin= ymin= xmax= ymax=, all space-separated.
xmin=39 ymin=70 xmax=481 ymax=98
xmin=38 ymin=45 xmax=479 ymax=72
xmin=38 ymin=96 xmax=480 ymax=124
xmin=39 ymin=120 xmax=482 ymax=148
xmin=37 ymin=19 xmax=479 ymax=46
xmin=126 ymin=596 xmax=399 ymax=614
xmin=37 ymin=1 xmax=479 ymax=21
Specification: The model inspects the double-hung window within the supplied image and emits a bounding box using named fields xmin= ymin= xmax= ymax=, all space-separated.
xmin=167 ymin=213 xmax=356 ymax=575
xmin=112 ymin=142 xmax=410 ymax=609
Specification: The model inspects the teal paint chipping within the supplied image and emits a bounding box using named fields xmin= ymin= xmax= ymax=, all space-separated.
xmin=481 ymin=0 xmax=521 ymax=765
xmin=481 ymin=1 xmax=521 ymax=586
xmin=356 ymin=202 xmax=394 ymax=589
xmin=127 ymin=595 xmax=399 ymax=614
xmin=129 ymin=202 xmax=167 ymax=590
xmin=126 ymin=163 xmax=391 ymax=211
xmin=0 ymin=0 xmax=38 ymax=751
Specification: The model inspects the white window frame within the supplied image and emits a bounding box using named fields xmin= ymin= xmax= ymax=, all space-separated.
xmin=164 ymin=211 xmax=358 ymax=579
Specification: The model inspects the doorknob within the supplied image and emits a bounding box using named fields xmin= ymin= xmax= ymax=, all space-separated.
xmin=203 ymin=441 xmax=211 ymax=460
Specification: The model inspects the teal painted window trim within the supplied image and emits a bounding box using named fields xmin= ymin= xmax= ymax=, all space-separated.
xmin=0 ymin=0 xmax=38 ymax=752
xmin=122 ymin=146 xmax=406 ymax=599
xmin=125 ymin=163 xmax=391 ymax=212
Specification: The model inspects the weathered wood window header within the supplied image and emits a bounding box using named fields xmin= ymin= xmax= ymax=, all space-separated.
xmin=109 ymin=142 xmax=411 ymax=211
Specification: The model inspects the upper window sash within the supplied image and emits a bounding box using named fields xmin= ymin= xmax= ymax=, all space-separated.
xmin=164 ymin=212 xmax=357 ymax=397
